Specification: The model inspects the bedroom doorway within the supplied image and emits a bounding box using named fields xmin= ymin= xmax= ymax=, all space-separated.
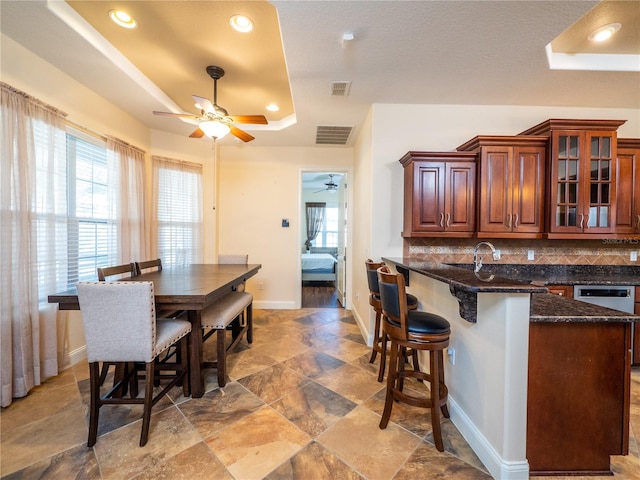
xmin=301 ymin=170 xmax=347 ymax=308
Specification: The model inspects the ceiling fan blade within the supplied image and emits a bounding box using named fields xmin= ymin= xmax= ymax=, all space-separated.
xmin=192 ymin=95 xmax=215 ymax=114
xmin=153 ymin=111 xmax=199 ymax=118
xmin=313 ymin=189 xmax=326 ymax=194
xmin=229 ymin=124 xmax=255 ymax=142
xmin=189 ymin=128 xmax=205 ymax=138
xmin=228 ymin=115 xmax=268 ymax=125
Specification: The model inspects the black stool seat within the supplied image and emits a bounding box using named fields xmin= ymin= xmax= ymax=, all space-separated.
xmin=386 ymin=311 xmax=450 ymax=335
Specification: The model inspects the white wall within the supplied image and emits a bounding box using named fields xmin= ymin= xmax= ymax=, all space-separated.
xmin=217 ymin=145 xmax=353 ymax=309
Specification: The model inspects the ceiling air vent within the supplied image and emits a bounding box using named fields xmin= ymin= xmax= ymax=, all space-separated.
xmin=330 ymin=81 xmax=351 ymax=96
xmin=316 ymin=126 xmax=353 ymax=145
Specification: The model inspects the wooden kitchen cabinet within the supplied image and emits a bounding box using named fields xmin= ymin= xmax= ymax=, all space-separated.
xmin=615 ymin=138 xmax=640 ymax=235
xmin=546 ymin=285 xmax=573 ymax=298
xmin=400 ymin=151 xmax=477 ymax=237
xmin=521 ymin=119 xmax=626 ymax=239
xmin=457 ymin=136 xmax=546 ymax=238
xmin=634 ymin=286 xmax=640 ymax=366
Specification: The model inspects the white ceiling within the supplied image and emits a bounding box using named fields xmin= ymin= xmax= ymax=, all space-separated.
xmin=1 ymin=1 xmax=639 ymax=148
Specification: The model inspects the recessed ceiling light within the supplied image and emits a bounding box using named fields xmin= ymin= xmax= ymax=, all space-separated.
xmin=230 ymin=14 xmax=253 ymax=33
xmin=266 ymin=103 xmax=279 ymax=112
xmin=588 ymin=23 xmax=621 ymax=43
xmin=109 ymin=10 xmax=137 ymax=29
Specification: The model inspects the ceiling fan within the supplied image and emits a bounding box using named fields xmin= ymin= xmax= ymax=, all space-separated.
xmin=153 ymin=65 xmax=268 ymax=142
xmin=314 ymin=174 xmax=339 ymax=193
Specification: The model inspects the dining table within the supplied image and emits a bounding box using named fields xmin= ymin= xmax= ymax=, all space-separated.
xmin=48 ymin=263 xmax=262 ymax=398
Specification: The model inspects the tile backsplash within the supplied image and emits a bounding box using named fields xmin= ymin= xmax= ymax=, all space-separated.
xmin=404 ymin=238 xmax=640 ymax=266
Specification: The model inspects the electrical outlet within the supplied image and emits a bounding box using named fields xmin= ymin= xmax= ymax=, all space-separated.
xmin=631 ymin=251 xmax=638 ymax=262
xmin=528 ymin=250 xmax=535 ymax=261
xmin=493 ymin=250 xmax=501 ymax=261
xmin=447 ymin=347 xmax=456 ymax=365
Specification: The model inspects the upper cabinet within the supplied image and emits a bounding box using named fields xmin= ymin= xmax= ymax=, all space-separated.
xmin=616 ymin=138 xmax=640 ymax=234
xmin=457 ymin=136 xmax=547 ymax=238
xmin=520 ymin=119 xmax=626 ymax=238
xmin=400 ymin=152 xmax=476 ymax=237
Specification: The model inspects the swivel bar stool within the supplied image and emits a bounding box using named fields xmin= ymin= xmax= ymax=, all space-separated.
xmin=377 ymin=265 xmax=451 ymax=452
xmin=365 ymin=259 xmax=418 ymax=382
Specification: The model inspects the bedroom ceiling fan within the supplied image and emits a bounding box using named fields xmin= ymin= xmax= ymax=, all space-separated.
xmin=314 ymin=174 xmax=339 ymax=193
xmin=153 ymin=65 xmax=268 ymax=142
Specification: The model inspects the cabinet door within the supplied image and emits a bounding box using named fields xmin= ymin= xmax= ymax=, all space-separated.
xmin=445 ymin=162 xmax=476 ymax=232
xmin=549 ymin=130 xmax=616 ymax=234
xmin=513 ymin=146 xmax=545 ymax=233
xmin=411 ymin=162 xmax=446 ymax=232
xmin=615 ymin=147 xmax=640 ymax=234
xmin=479 ymin=147 xmax=511 ymax=233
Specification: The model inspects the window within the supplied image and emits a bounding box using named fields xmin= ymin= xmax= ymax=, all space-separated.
xmin=315 ymin=205 xmax=339 ymax=247
xmin=152 ymin=156 xmax=203 ymax=266
xmin=66 ymin=131 xmax=113 ymax=286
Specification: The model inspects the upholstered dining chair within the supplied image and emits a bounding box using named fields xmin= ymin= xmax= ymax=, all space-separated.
xmin=96 ymin=263 xmax=137 ymax=387
xmin=200 ymin=254 xmax=254 ymax=386
xmin=76 ymin=281 xmax=191 ymax=447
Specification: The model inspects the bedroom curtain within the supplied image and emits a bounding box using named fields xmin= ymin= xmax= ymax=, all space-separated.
xmin=106 ymin=136 xmax=147 ymax=264
xmin=305 ymin=202 xmax=326 ymax=251
xmin=0 ymin=83 xmax=67 ymax=407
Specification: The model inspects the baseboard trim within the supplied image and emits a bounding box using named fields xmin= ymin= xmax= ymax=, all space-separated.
xmin=449 ymin=396 xmax=530 ymax=480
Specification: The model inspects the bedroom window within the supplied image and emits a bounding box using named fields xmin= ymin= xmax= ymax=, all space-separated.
xmin=316 ymin=205 xmax=339 ymax=247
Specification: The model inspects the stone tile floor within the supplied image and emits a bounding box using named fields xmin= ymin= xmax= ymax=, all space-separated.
xmin=2 ymin=308 xmax=639 ymax=479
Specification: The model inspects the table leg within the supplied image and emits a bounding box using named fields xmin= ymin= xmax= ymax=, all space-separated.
xmin=188 ymin=310 xmax=204 ymax=397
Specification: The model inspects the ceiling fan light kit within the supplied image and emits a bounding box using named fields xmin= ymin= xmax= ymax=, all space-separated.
xmin=153 ymin=65 xmax=268 ymax=142
xmin=199 ymin=120 xmax=230 ymax=139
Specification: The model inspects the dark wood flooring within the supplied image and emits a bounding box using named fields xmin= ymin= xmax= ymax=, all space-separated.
xmin=301 ymin=281 xmax=340 ymax=308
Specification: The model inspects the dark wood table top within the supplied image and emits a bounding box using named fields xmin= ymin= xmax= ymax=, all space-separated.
xmin=48 ymin=263 xmax=262 ymax=311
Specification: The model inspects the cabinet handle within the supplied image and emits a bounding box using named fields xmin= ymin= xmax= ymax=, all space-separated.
xmin=514 ymin=213 xmax=519 ymax=228
xmin=584 ymin=213 xmax=590 ymax=229
xmin=507 ymin=214 xmax=512 ymax=228
xmin=579 ymin=214 xmax=584 ymax=229
xmin=446 ymin=213 xmax=451 ymax=228
xmin=636 ymin=214 xmax=640 ymax=230
xmin=440 ymin=212 xmax=445 ymax=228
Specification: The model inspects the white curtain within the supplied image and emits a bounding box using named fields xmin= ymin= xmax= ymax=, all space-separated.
xmin=151 ymin=156 xmax=203 ymax=266
xmin=0 ymin=83 xmax=67 ymax=407
xmin=106 ymin=137 xmax=147 ymax=264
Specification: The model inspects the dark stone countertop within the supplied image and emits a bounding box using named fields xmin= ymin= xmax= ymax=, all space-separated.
xmin=531 ymin=293 xmax=638 ymax=323
xmin=382 ymin=257 xmax=639 ymax=324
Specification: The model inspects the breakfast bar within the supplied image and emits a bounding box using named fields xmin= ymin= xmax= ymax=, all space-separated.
xmin=382 ymin=257 xmax=639 ymax=480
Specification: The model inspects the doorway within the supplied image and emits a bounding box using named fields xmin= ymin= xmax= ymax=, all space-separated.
xmin=301 ymin=171 xmax=347 ymax=308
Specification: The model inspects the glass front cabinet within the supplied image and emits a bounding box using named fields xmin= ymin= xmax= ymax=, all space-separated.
xmin=521 ymin=119 xmax=626 ymax=238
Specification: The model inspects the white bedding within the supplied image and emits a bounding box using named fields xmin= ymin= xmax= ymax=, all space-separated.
xmin=301 ymin=253 xmax=336 ymax=271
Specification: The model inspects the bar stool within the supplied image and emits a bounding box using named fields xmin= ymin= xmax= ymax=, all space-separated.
xmin=365 ymin=259 xmax=419 ymax=382
xmin=377 ymin=265 xmax=451 ymax=452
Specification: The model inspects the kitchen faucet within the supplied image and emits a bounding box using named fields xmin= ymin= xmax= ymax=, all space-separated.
xmin=473 ymin=241 xmax=500 ymax=273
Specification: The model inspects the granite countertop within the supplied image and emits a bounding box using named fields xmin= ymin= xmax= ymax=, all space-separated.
xmin=531 ymin=293 xmax=638 ymax=323
xmin=382 ymin=257 xmax=640 ymax=324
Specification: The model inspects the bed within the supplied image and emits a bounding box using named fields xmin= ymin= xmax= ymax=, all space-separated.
xmin=301 ymin=247 xmax=337 ymax=282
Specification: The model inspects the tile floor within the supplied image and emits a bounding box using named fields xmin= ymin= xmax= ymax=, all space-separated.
xmin=2 ymin=308 xmax=639 ymax=479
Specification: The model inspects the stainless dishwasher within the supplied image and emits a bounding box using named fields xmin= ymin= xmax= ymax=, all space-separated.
xmin=573 ymin=285 xmax=637 ymax=365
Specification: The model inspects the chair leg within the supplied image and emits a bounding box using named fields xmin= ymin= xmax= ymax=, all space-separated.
xmin=140 ymin=361 xmax=155 ymax=447
xmin=217 ymin=328 xmax=227 ymax=387
xmin=87 ymin=362 xmax=101 ymax=447
xmin=379 ymin=341 xmax=399 ymax=429
xmin=438 ymin=350 xmax=450 ymax=418
xmin=377 ymin=330 xmax=388 ymax=382
xmin=369 ymin=310 xmax=381 ymax=364
xmin=98 ymin=362 xmax=111 ymax=385
xmin=430 ymin=350 xmax=445 ymax=452
xmin=246 ymin=303 xmax=253 ymax=344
